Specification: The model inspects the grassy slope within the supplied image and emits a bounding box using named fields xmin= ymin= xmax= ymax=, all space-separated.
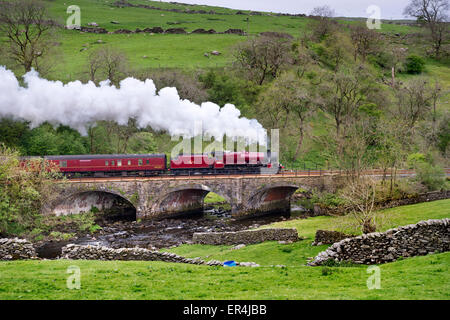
xmin=166 ymin=199 xmax=450 ymax=266
xmin=0 ymin=199 xmax=449 ymax=300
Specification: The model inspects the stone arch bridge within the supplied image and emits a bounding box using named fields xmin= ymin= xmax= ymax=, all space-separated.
xmin=44 ymin=175 xmax=343 ymax=220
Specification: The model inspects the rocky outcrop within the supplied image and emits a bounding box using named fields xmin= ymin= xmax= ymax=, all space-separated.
xmin=0 ymin=238 xmax=38 ymax=260
xmin=312 ymin=230 xmax=355 ymax=246
xmin=193 ymin=228 xmax=298 ymax=245
xmin=308 ymin=219 xmax=450 ymax=266
xmin=224 ymin=28 xmax=245 ymax=35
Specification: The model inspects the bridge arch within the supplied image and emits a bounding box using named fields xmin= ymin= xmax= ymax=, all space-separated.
xmin=243 ymin=183 xmax=300 ymax=216
xmin=150 ymin=184 xmax=232 ymax=219
xmin=50 ymin=190 xmax=137 ymax=220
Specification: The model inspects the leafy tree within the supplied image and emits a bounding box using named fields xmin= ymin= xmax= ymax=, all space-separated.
xmin=21 ymin=123 xmax=87 ymax=156
xmin=22 ymin=124 xmax=60 ymax=156
xmin=55 ymin=126 xmax=88 ymax=155
xmin=128 ymin=132 xmax=157 ymax=154
xmin=0 ymin=118 xmax=30 ymax=150
xmin=405 ymin=55 xmax=426 ymax=74
xmin=0 ymin=144 xmax=61 ymax=235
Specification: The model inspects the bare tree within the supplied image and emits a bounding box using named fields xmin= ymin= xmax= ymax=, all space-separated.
xmin=309 ymin=5 xmax=337 ymax=40
xmin=257 ymin=72 xmax=315 ymax=161
xmin=395 ymin=78 xmax=434 ymax=127
xmin=404 ymin=0 xmax=449 ymax=58
xmin=87 ymin=46 xmax=129 ymax=86
xmin=233 ymin=35 xmax=293 ymax=85
xmin=318 ymin=67 xmax=373 ymax=138
xmin=350 ymin=23 xmax=381 ymax=62
xmin=390 ymin=47 xmax=408 ymax=87
xmin=341 ymin=176 xmax=379 ymax=234
xmin=0 ymin=0 xmax=57 ymax=73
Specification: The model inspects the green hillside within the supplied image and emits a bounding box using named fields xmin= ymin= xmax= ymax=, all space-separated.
xmin=1 ymin=0 xmax=426 ymax=81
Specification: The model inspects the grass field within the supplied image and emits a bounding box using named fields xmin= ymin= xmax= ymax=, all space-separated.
xmin=0 ymin=199 xmax=448 ymax=300
xmin=0 ymin=0 xmax=430 ymax=82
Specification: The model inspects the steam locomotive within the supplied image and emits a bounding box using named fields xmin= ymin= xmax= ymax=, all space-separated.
xmin=24 ymin=151 xmax=281 ymax=178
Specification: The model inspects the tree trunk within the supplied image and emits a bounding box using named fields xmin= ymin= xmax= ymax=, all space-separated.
xmin=391 ymin=66 xmax=395 ymax=87
xmin=293 ymin=124 xmax=304 ymax=161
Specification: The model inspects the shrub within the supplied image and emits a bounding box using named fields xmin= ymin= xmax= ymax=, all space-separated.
xmin=407 ymin=153 xmax=427 ymax=169
xmin=405 ymin=55 xmax=425 ymax=74
xmin=415 ymin=162 xmax=446 ymax=191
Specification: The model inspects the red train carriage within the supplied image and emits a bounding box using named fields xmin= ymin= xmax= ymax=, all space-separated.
xmin=44 ymin=154 xmax=167 ymax=178
xmin=19 ymin=151 xmax=280 ymax=178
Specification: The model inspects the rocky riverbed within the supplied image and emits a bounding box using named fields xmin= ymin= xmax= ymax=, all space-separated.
xmin=35 ymin=205 xmax=309 ymax=259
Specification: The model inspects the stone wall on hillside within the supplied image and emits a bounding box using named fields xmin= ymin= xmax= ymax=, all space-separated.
xmin=192 ymin=228 xmax=298 ymax=245
xmin=308 ymin=219 xmax=450 ymax=266
xmin=0 ymin=238 xmax=37 ymax=260
xmin=312 ymin=190 xmax=450 ymax=216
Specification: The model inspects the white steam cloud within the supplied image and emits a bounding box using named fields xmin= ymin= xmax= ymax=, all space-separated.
xmin=0 ymin=66 xmax=266 ymax=144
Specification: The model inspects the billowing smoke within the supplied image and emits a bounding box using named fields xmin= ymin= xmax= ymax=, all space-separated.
xmin=0 ymin=66 xmax=266 ymax=144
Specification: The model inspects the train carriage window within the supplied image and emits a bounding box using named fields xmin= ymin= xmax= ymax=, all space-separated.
xmin=146 ymin=159 xmax=150 ymax=165
xmin=105 ymin=160 xmax=109 ymax=166
xmin=138 ymin=159 xmax=143 ymax=166
xmin=128 ymin=160 xmax=131 ymax=166
xmin=117 ymin=160 xmax=122 ymax=167
xmin=60 ymin=161 xmax=67 ymax=168
xmin=111 ymin=160 xmax=115 ymax=166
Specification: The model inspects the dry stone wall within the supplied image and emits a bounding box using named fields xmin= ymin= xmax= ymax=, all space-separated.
xmin=313 ymin=191 xmax=450 ymax=216
xmin=193 ymin=228 xmax=298 ymax=245
xmin=312 ymin=230 xmax=355 ymax=246
xmin=308 ymin=219 xmax=450 ymax=266
xmin=61 ymin=244 xmax=213 ymax=265
xmin=0 ymin=238 xmax=37 ymax=260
